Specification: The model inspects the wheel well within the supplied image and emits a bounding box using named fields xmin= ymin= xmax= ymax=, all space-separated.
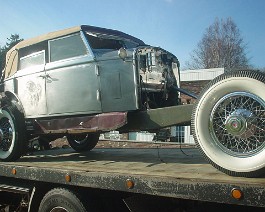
xmin=3 ymin=91 xmax=25 ymax=114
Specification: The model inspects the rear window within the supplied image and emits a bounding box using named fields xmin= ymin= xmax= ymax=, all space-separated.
xmin=19 ymin=50 xmax=45 ymax=70
xmin=49 ymin=33 xmax=88 ymax=62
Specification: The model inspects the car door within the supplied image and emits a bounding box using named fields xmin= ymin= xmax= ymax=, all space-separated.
xmin=45 ymin=33 xmax=102 ymax=115
xmin=16 ymin=50 xmax=47 ymax=117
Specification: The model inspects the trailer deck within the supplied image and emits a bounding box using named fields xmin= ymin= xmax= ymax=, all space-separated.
xmin=0 ymin=146 xmax=264 ymax=208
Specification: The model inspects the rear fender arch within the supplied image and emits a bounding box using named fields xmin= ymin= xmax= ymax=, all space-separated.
xmin=2 ymin=91 xmax=25 ymax=115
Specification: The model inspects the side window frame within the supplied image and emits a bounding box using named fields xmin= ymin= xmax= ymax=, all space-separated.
xmin=48 ymin=32 xmax=90 ymax=63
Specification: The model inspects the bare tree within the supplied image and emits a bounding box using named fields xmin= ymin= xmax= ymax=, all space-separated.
xmin=186 ymin=18 xmax=250 ymax=70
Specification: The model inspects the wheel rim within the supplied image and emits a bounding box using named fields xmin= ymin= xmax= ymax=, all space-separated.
xmin=210 ymin=92 xmax=265 ymax=157
xmin=0 ymin=117 xmax=13 ymax=151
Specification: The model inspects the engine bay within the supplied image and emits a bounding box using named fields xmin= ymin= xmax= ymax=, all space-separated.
xmin=135 ymin=47 xmax=180 ymax=109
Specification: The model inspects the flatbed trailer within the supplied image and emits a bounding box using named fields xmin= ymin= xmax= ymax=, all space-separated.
xmin=0 ymin=24 xmax=264 ymax=211
xmin=0 ymin=145 xmax=264 ymax=211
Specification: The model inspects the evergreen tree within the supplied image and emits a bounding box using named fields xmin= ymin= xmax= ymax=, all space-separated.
xmin=0 ymin=34 xmax=23 ymax=73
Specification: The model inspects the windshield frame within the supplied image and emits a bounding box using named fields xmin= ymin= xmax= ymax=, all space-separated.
xmin=82 ymin=26 xmax=146 ymax=50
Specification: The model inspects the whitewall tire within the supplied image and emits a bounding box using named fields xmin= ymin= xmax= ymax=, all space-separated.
xmin=192 ymin=70 xmax=265 ymax=177
xmin=0 ymin=105 xmax=26 ymax=161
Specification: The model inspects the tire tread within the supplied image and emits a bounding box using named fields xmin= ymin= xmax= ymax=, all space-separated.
xmin=38 ymin=188 xmax=86 ymax=212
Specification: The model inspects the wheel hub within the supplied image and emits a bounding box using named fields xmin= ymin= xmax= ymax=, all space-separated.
xmin=225 ymin=109 xmax=256 ymax=139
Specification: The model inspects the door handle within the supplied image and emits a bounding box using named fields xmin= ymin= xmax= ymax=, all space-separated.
xmin=38 ymin=74 xmax=46 ymax=79
xmin=38 ymin=74 xmax=51 ymax=79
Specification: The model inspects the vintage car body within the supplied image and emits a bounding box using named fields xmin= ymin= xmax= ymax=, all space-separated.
xmin=0 ymin=25 xmax=188 ymax=161
xmin=3 ymin=25 xmax=180 ymax=118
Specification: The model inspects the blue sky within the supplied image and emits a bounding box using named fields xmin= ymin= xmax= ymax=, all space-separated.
xmin=0 ymin=0 xmax=264 ymax=69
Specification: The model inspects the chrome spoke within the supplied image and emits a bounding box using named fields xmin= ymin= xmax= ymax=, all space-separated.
xmin=0 ymin=118 xmax=13 ymax=151
xmin=210 ymin=92 xmax=265 ymax=156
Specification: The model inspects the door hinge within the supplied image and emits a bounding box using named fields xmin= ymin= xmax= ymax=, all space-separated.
xmin=95 ymin=65 xmax=100 ymax=76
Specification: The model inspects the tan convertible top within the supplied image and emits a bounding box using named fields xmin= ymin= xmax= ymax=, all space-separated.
xmin=4 ymin=26 xmax=81 ymax=79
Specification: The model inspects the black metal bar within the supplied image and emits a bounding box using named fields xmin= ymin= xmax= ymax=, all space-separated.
xmin=0 ymin=184 xmax=30 ymax=194
xmin=171 ymin=86 xmax=198 ymax=99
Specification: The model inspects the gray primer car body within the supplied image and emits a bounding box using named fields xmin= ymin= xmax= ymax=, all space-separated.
xmin=4 ymin=25 xmax=180 ymax=118
xmin=0 ymin=25 xmax=185 ymax=161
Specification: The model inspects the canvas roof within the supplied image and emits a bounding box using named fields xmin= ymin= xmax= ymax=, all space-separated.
xmin=4 ymin=26 xmax=82 ymax=79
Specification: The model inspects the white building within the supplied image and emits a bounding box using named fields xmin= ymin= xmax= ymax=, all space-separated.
xmin=180 ymin=68 xmax=225 ymax=81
